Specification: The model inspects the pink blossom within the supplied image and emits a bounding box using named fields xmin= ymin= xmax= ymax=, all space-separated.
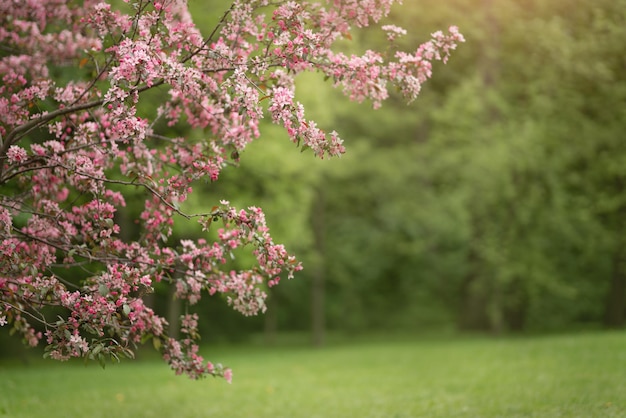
xmin=224 ymin=368 xmax=233 ymax=384
xmin=381 ymin=24 xmax=407 ymax=41
xmin=7 ymin=145 xmax=27 ymax=163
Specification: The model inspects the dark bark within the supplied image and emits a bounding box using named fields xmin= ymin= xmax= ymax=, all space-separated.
xmin=503 ymin=277 xmax=528 ymax=331
xmin=167 ymin=283 xmax=181 ymax=339
xmin=311 ymin=185 xmax=325 ymax=347
xmin=603 ymin=178 xmax=626 ymax=328
xmin=264 ymin=290 xmax=278 ymax=345
xmin=457 ymin=243 xmax=491 ymax=331
xmin=604 ymin=250 xmax=626 ymax=328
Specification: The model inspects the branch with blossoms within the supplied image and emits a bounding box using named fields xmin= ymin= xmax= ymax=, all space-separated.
xmin=0 ymin=0 xmax=462 ymax=381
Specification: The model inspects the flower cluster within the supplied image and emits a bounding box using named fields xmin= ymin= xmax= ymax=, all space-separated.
xmin=0 ymin=0 xmax=462 ymax=381
xmin=268 ymin=86 xmax=345 ymax=157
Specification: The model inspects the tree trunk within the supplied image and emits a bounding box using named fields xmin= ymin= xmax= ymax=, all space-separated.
xmin=167 ymin=283 xmax=181 ymax=339
xmin=604 ymin=250 xmax=626 ymax=327
xmin=264 ymin=289 xmax=278 ymax=345
xmin=457 ymin=243 xmax=491 ymax=331
xmin=457 ymin=0 xmax=503 ymax=334
xmin=604 ymin=177 xmax=626 ymax=328
xmin=311 ymin=185 xmax=325 ymax=347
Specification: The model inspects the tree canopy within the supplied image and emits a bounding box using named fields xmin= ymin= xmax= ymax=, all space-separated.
xmin=0 ymin=0 xmax=463 ymax=379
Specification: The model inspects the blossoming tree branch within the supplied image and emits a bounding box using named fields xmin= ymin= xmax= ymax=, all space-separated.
xmin=0 ymin=0 xmax=463 ymax=381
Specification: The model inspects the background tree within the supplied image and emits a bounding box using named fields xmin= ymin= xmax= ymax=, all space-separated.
xmin=296 ymin=0 xmax=626 ymax=335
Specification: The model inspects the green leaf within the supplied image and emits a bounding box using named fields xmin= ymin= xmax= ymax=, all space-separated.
xmin=122 ymin=304 xmax=131 ymax=316
xmin=98 ymin=353 xmax=106 ymax=369
xmin=92 ymin=344 xmax=102 ymax=356
xmin=98 ymin=284 xmax=109 ymax=296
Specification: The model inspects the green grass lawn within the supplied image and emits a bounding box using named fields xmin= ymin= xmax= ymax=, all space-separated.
xmin=1 ymin=331 xmax=625 ymax=417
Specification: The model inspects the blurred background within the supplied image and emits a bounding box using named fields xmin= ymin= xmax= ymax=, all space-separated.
xmin=2 ymin=0 xmax=626 ymax=357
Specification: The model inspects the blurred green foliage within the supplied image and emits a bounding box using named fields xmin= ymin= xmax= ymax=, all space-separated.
xmin=169 ymin=0 xmax=626 ymax=340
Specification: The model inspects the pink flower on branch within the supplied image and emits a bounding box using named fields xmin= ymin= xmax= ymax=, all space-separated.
xmin=6 ymin=145 xmax=27 ymax=164
xmin=0 ymin=0 xmax=462 ymax=381
xmin=381 ymin=24 xmax=407 ymax=42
